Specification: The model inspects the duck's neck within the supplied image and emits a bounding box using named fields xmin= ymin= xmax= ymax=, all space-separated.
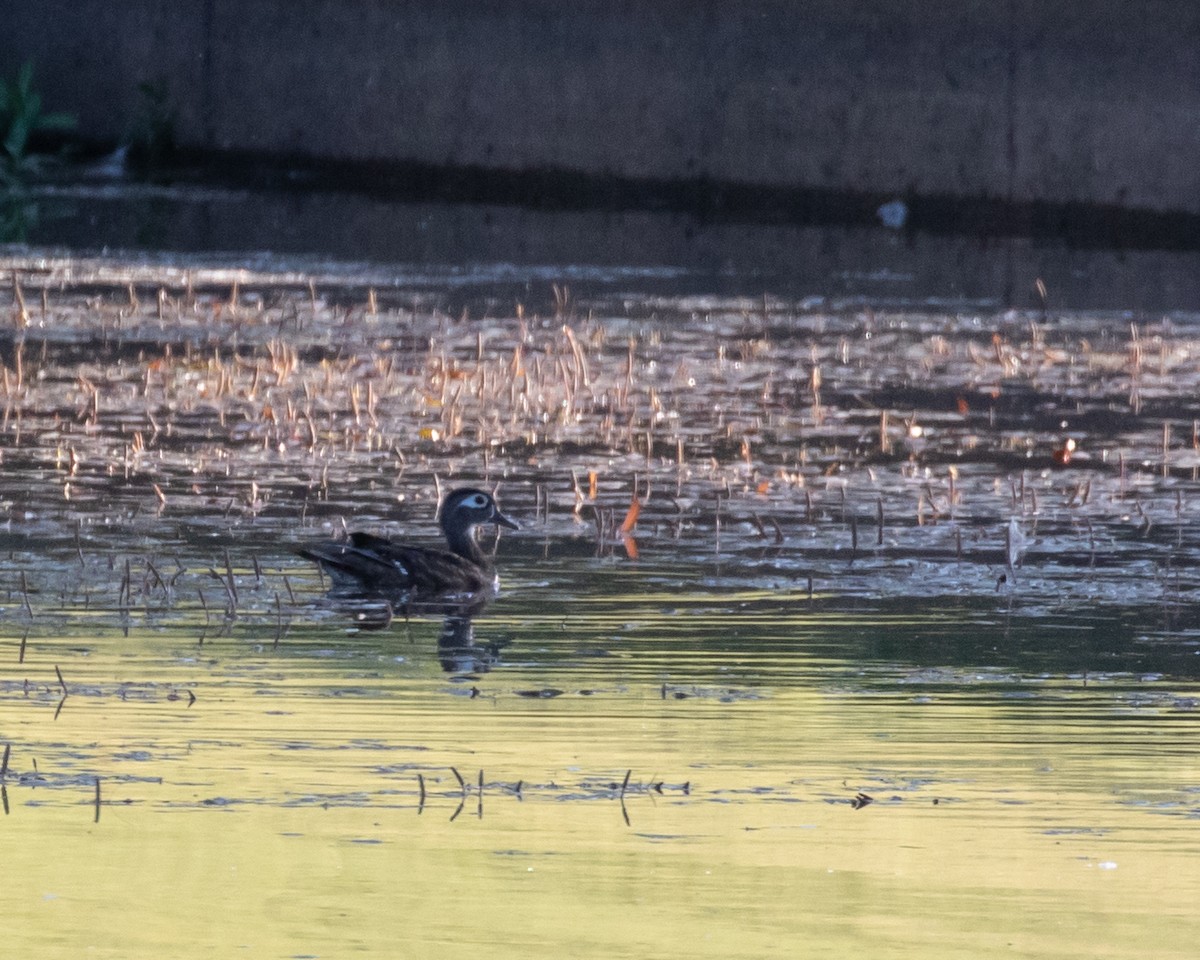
xmin=445 ymin=524 xmax=489 ymax=567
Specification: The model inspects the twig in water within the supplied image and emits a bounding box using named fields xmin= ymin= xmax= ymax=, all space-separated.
xmin=118 ymin=559 xmax=131 ymax=612
xmin=619 ymin=482 xmax=642 ymax=534
xmin=144 ymin=559 xmax=165 ymax=596
xmin=585 ymin=504 xmax=604 ymax=552
xmin=748 ymin=512 xmax=767 ymax=539
xmin=619 ymin=769 xmax=632 ymax=826
xmin=1133 ymin=497 xmax=1152 ymax=535
xmin=55 ymin=664 xmax=68 ymax=696
xmin=768 ymin=516 xmax=784 ymax=544
xmin=417 ymin=773 xmax=426 ymax=814
xmin=447 ymin=766 xmax=470 ymax=822
xmin=19 ymin=570 xmax=32 ymax=618
xmin=477 ymin=769 xmax=484 ymax=819
xmin=208 ymin=567 xmax=236 ymax=615
xmin=94 ymin=776 xmax=101 ymax=823
xmin=223 ymin=549 xmax=239 ymax=605
xmin=197 ymin=589 xmax=210 ymax=645
xmin=272 ymin=593 xmax=286 ymax=649
xmin=1 ymin=742 xmax=9 ymax=777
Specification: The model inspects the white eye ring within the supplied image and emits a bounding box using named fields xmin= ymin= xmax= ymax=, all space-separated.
xmin=467 ymin=494 xmax=488 ymax=508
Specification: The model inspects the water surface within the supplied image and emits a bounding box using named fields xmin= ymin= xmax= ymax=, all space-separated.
xmin=2 ymin=254 xmax=1200 ymax=958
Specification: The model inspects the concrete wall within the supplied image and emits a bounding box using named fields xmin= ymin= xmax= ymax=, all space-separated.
xmin=4 ymin=1 xmax=1200 ymax=214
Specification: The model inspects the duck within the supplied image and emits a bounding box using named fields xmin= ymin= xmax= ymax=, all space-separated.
xmin=299 ymin=487 xmax=518 ymax=597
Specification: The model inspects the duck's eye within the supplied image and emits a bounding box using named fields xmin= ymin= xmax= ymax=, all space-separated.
xmin=467 ymin=494 xmax=488 ymax=508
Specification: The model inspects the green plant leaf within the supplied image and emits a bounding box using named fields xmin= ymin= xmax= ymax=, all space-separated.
xmin=5 ymin=116 xmax=30 ymax=159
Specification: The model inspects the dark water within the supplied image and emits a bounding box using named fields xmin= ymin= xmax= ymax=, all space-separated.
xmin=2 ymin=245 xmax=1200 ymax=958
xmin=10 ymin=176 xmax=1200 ymax=310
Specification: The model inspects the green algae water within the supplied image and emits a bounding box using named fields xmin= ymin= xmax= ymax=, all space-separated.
xmin=6 ymin=590 xmax=1200 ymax=960
xmin=1 ymin=253 xmax=1200 ymax=958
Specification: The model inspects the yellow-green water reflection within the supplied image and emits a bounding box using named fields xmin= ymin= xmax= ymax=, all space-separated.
xmin=4 ymin=597 xmax=1200 ymax=960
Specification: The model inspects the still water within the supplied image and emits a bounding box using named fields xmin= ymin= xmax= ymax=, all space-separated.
xmin=1 ymin=250 xmax=1199 ymax=958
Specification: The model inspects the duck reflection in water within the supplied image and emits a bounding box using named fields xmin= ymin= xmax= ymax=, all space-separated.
xmin=299 ymin=487 xmax=518 ymax=672
xmin=333 ymin=594 xmax=508 ymax=673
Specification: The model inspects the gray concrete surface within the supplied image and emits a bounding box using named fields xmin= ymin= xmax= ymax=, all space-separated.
xmin=3 ymin=1 xmax=1199 ymax=214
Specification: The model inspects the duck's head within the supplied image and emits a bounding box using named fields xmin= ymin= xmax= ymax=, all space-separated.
xmin=440 ymin=487 xmax=519 ymax=535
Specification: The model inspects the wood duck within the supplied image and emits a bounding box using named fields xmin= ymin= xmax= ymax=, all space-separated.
xmin=299 ymin=487 xmax=518 ymax=597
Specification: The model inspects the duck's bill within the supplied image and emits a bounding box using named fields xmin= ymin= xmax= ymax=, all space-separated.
xmin=492 ymin=510 xmax=520 ymax=531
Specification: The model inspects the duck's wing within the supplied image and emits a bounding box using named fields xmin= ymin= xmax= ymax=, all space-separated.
xmin=356 ymin=536 xmax=494 ymax=593
xmin=298 ymin=539 xmax=410 ymax=590
xmin=301 ymin=533 xmax=492 ymax=594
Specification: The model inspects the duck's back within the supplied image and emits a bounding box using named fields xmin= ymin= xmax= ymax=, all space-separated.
xmin=301 ymin=532 xmax=495 ymax=595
